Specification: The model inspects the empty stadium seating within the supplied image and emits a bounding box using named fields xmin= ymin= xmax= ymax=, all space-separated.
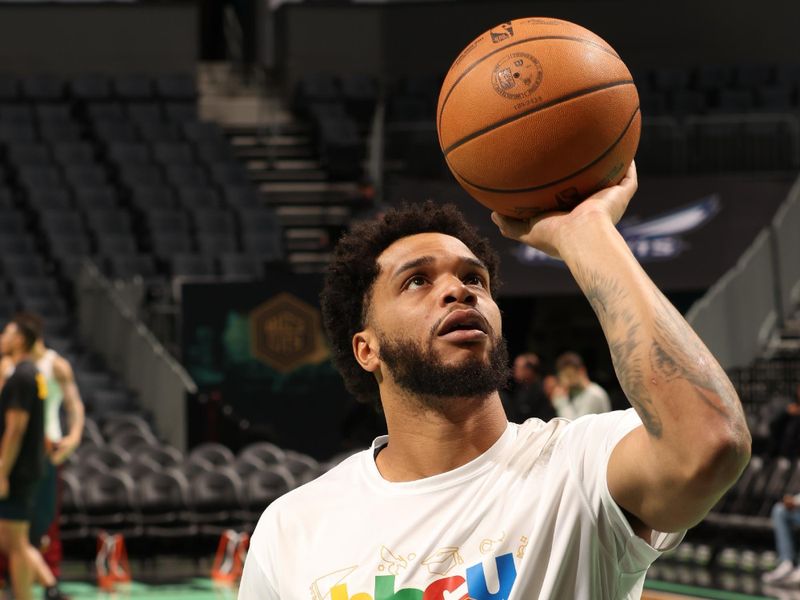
xmin=290 ymin=64 xmax=800 ymax=178
xmin=0 ymin=72 xmax=285 ymax=311
xmin=60 ymin=415 xmax=325 ymax=557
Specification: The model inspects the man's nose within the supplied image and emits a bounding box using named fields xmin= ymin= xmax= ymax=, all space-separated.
xmin=440 ymin=277 xmax=477 ymax=306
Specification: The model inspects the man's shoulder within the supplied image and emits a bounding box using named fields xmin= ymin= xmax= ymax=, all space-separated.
xmin=6 ymin=361 xmax=37 ymax=384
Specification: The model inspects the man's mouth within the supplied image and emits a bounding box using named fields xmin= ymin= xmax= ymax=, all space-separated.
xmin=436 ymin=309 xmax=490 ymax=342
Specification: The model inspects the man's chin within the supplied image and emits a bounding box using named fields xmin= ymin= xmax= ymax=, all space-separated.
xmin=434 ymin=342 xmax=492 ymax=366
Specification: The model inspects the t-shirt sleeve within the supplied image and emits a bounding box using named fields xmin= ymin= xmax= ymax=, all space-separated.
xmin=2 ymin=371 xmax=37 ymax=414
xmin=239 ymin=507 xmax=281 ymax=600
xmin=556 ymin=409 xmax=685 ymax=572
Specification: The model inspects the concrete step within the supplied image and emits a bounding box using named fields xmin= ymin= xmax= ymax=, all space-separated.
xmin=276 ymin=205 xmax=350 ymax=227
xmin=245 ymin=159 xmax=322 ymax=171
xmin=250 ymin=169 xmax=328 ymax=183
xmin=235 ymin=145 xmax=315 ymax=160
xmin=287 ymin=251 xmax=333 ymax=271
xmin=284 ymin=228 xmax=331 ymax=251
xmin=229 ymin=134 xmax=311 ymax=148
xmin=260 ymin=190 xmax=365 ymax=207
xmin=259 ymin=181 xmax=361 ymax=194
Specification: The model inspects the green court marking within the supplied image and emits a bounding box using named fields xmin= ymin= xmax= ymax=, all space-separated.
xmin=645 ymin=579 xmax=773 ymax=600
xmin=57 ymin=580 xmax=239 ymax=600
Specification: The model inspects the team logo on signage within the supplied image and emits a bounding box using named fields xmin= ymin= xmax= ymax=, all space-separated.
xmin=250 ymin=292 xmax=329 ymax=373
xmin=516 ymin=195 xmax=721 ymax=264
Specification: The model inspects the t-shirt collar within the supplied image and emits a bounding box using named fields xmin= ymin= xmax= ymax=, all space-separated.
xmin=362 ymin=422 xmax=517 ymax=495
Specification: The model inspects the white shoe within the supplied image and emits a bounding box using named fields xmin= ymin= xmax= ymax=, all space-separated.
xmin=763 ymin=560 xmax=795 ymax=583
xmin=784 ymin=567 xmax=800 ymax=586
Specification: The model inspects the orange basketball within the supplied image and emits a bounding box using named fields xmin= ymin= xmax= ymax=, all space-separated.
xmin=437 ymin=17 xmax=640 ymax=218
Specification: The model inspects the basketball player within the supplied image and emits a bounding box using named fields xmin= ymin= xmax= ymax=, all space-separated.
xmin=0 ymin=315 xmax=48 ymax=600
xmin=0 ymin=314 xmax=80 ymax=600
xmin=240 ymin=164 xmax=751 ymax=598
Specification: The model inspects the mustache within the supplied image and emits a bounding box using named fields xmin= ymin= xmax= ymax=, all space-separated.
xmin=428 ymin=308 xmax=494 ymax=339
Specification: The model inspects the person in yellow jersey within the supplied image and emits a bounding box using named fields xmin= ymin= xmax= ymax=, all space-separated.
xmin=0 ymin=314 xmax=48 ymax=600
xmin=0 ymin=313 xmax=84 ymax=600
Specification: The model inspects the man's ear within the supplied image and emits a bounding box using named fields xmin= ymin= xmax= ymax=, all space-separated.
xmin=352 ymin=329 xmax=380 ymax=374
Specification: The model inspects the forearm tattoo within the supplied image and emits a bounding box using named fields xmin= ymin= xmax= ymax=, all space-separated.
xmin=578 ymin=265 xmax=741 ymax=439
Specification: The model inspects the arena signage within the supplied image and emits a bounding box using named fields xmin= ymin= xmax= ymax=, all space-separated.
xmin=514 ymin=195 xmax=721 ymax=265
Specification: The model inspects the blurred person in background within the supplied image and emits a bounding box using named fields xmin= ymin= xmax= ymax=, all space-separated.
xmin=548 ymin=351 xmax=611 ymax=419
xmin=0 ymin=314 xmax=78 ymax=600
xmin=762 ymin=491 xmax=800 ymax=585
xmin=503 ymin=352 xmax=554 ymax=422
xmin=766 ymin=383 xmax=800 ymax=459
xmin=0 ymin=315 xmax=47 ymax=600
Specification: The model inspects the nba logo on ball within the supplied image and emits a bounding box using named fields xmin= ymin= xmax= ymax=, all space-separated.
xmin=491 ymin=53 xmax=544 ymax=99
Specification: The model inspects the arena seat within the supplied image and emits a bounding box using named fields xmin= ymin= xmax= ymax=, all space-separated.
xmin=82 ymin=471 xmax=140 ymax=537
xmin=82 ymin=417 xmax=105 ymax=447
xmin=218 ymin=253 xmax=262 ymax=278
xmin=28 ymin=189 xmax=72 ymax=211
xmin=181 ymin=455 xmax=215 ymax=479
xmin=104 ymin=254 xmax=158 ymax=280
xmin=52 ymin=141 xmax=96 ymax=166
xmin=168 ymin=254 xmax=217 ymax=278
xmin=239 ymin=442 xmax=286 ymax=465
xmin=176 ymin=188 xmax=223 ymax=210
xmin=95 ymin=233 xmax=139 ymax=256
xmin=187 ymin=467 xmax=245 ymax=537
xmin=138 ymin=445 xmax=184 ymax=470
xmin=123 ymin=456 xmax=162 ymax=481
xmin=282 ymin=450 xmax=320 ymax=485
xmin=70 ymin=74 xmax=113 ymax=102
xmin=135 ymin=469 xmax=197 ymax=542
xmin=189 ymin=443 xmax=236 ymax=467
xmin=152 ymin=142 xmax=195 ymax=165
xmin=112 ymin=74 xmax=155 ymax=101
xmin=240 ymin=466 xmax=296 ymax=528
xmin=111 ymin=429 xmax=159 ymax=452
xmin=59 ymin=471 xmax=90 ymax=542
xmin=232 ymin=455 xmax=269 ymax=480
xmin=196 ymin=233 xmax=238 ymax=255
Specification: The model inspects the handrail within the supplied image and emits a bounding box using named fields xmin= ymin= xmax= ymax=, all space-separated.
xmin=77 ymin=262 xmax=197 ymax=450
xmin=686 ymin=173 xmax=800 ymax=369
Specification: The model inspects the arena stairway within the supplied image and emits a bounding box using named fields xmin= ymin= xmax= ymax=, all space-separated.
xmin=223 ymin=119 xmax=370 ymax=273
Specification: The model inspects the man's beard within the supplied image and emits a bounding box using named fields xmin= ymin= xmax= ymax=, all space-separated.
xmin=377 ymin=329 xmax=510 ymax=412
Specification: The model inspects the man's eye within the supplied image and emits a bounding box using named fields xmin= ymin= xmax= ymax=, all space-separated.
xmin=406 ymin=276 xmax=427 ymax=289
xmin=464 ymin=273 xmax=485 ymax=287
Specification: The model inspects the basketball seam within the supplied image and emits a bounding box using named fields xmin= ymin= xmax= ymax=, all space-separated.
xmin=442 ymin=79 xmax=635 ymax=155
xmin=437 ymin=34 xmax=624 ymax=136
xmin=448 ymin=105 xmax=640 ymax=194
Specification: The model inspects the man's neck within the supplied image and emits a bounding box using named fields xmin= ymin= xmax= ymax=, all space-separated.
xmin=571 ymin=378 xmax=591 ymax=394
xmin=32 ymin=343 xmax=46 ymax=361
xmin=9 ymin=351 xmax=30 ymax=366
xmin=375 ymin=390 xmax=508 ymax=482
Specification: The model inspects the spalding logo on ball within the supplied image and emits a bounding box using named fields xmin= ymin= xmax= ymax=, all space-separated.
xmin=436 ymin=17 xmax=640 ymax=218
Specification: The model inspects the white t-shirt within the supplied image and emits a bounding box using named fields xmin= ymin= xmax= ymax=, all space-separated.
xmin=553 ymin=382 xmax=612 ymax=420
xmin=239 ymin=409 xmax=684 ymax=600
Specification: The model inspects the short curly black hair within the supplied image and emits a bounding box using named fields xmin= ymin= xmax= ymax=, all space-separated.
xmin=321 ymin=200 xmax=501 ymax=406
